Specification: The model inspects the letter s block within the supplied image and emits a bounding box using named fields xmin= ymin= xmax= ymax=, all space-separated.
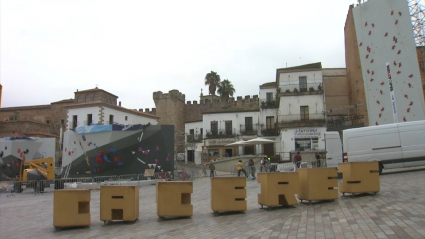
xmin=100 ymin=186 xmax=139 ymax=222
xmin=298 ymin=168 xmax=338 ymax=202
xmin=257 ymin=172 xmax=299 ymax=207
xmin=156 ymin=181 xmax=193 ymax=217
xmin=339 ymin=162 xmax=380 ymax=194
xmin=211 ymin=177 xmax=247 ymax=213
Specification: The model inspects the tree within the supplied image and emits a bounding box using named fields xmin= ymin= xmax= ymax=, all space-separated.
xmin=204 ymin=71 xmax=221 ymax=95
xmin=217 ymin=79 xmax=235 ymax=100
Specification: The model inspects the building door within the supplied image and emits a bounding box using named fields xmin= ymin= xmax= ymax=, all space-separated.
xmin=225 ymin=149 xmax=232 ymax=157
xmin=87 ymin=114 xmax=92 ymax=126
xmin=109 ymin=115 xmax=114 ymax=124
xmin=72 ymin=115 xmax=77 ymax=130
xmin=187 ymin=150 xmax=194 ymax=162
xmin=244 ymin=145 xmax=255 ymax=155
xmin=263 ymin=143 xmax=274 ymax=157
xmin=300 ymin=106 xmax=309 ymax=121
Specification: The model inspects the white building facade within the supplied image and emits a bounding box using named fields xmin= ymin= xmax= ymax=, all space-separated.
xmin=276 ymin=62 xmax=327 ymax=161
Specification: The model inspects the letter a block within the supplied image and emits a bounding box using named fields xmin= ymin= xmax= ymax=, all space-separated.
xmin=53 ymin=189 xmax=91 ymax=228
xmin=257 ymin=172 xmax=299 ymax=207
xmin=156 ymin=181 xmax=193 ymax=217
xmin=298 ymin=168 xmax=338 ymax=202
xmin=339 ymin=162 xmax=380 ymax=195
xmin=100 ymin=186 xmax=139 ymax=223
xmin=211 ymin=177 xmax=247 ymax=213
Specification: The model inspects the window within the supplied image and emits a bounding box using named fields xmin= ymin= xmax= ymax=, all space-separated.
xmin=266 ymin=92 xmax=273 ymax=102
xmin=200 ymin=128 xmax=203 ymax=135
xmin=77 ymin=95 xmax=82 ymax=103
xmin=125 ymin=116 xmax=128 ymax=121
xmin=109 ymin=115 xmax=114 ymax=124
xmin=87 ymin=114 xmax=92 ymax=126
xmin=299 ymin=76 xmax=307 ymax=92
xmin=295 ymin=138 xmax=311 ymax=151
xmin=93 ymin=94 xmax=98 ymax=101
xmin=85 ymin=94 xmax=91 ymax=102
xmin=266 ymin=116 xmax=274 ymax=129
xmin=209 ymin=149 xmax=219 ymax=156
xmin=72 ymin=115 xmax=77 ymax=129
xmin=103 ymin=95 xmax=106 ymax=102
xmin=245 ymin=117 xmax=253 ymax=131
xmin=300 ymin=106 xmax=309 ymax=120
xmin=225 ymin=121 xmax=232 ymax=135
xmin=61 ymin=119 xmax=64 ymax=126
xmin=211 ymin=121 xmax=218 ymax=135
xmin=46 ymin=120 xmax=50 ymax=124
xmin=189 ymin=129 xmax=194 ymax=135
xmin=108 ymin=97 xmax=111 ymax=104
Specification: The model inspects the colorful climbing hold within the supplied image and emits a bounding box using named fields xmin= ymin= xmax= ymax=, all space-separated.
xmin=110 ymin=148 xmax=117 ymax=153
xmin=114 ymin=157 xmax=121 ymax=162
xmin=95 ymin=155 xmax=104 ymax=164
xmin=99 ymin=150 xmax=106 ymax=155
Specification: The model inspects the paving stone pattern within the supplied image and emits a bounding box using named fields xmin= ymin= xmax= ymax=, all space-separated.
xmin=1 ymin=170 xmax=425 ymax=239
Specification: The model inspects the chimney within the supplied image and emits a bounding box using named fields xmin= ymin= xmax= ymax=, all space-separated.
xmin=119 ymin=101 xmax=121 ymax=106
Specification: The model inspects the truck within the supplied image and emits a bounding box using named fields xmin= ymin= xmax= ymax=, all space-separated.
xmin=324 ymin=120 xmax=425 ymax=174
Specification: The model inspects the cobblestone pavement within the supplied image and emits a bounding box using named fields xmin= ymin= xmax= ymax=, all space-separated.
xmin=1 ymin=169 xmax=425 ymax=239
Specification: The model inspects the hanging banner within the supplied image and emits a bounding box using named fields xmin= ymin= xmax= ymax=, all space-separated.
xmin=386 ymin=62 xmax=398 ymax=123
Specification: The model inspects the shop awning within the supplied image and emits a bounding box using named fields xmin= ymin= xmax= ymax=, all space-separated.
xmin=224 ymin=140 xmax=249 ymax=146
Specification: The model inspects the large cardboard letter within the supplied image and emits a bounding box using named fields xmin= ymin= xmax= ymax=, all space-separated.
xmin=298 ymin=168 xmax=339 ymax=202
xmin=54 ymin=189 xmax=91 ymax=228
xmin=339 ymin=162 xmax=380 ymax=194
xmin=211 ymin=177 xmax=247 ymax=212
xmin=257 ymin=172 xmax=299 ymax=207
xmin=156 ymin=181 xmax=193 ymax=217
xmin=100 ymin=186 xmax=139 ymax=222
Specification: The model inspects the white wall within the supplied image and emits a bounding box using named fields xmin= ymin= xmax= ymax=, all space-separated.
xmin=352 ymin=0 xmax=425 ymax=125
xmin=185 ymin=121 xmax=203 ymax=135
xmin=279 ymin=70 xmax=323 ymax=92
xmin=103 ymin=107 xmax=158 ymax=125
xmin=279 ymin=95 xmax=325 ymax=116
xmin=202 ymin=111 xmax=260 ymax=135
xmin=67 ymin=106 xmax=100 ymax=129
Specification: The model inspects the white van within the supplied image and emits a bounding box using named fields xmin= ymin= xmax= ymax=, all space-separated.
xmin=325 ymin=120 xmax=425 ymax=174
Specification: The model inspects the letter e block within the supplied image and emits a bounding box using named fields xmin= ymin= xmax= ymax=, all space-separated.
xmin=211 ymin=177 xmax=247 ymax=212
xmin=54 ymin=189 xmax=90 ymax=228
xmin=156 ymin=181 xmax=193 ymax=217
xmin=298 ymin=168 xmax=338 ymax=202
xmin=100 ymin=186 xmax=139 ymax=222
xmin=339 ymin=162 xmax=380 ymax=194
xmin=257 ymin=172 xmax=299 ymax=207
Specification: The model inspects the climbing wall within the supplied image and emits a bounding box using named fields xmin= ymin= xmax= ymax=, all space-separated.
xmin=352 ymin=0 xmax=425 ymax=125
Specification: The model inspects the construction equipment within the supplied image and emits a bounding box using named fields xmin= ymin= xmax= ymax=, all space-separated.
xmin=13 ymin=157 xmax=55 ymax=193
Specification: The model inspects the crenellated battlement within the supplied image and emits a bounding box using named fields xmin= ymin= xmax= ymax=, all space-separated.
xmin=137 ymin=108 xmax=157 ymax=115
xmin=185 ymin=95 xmax=259 ymax=106
xmin=153 ymin=90 xmax=185 ymax=102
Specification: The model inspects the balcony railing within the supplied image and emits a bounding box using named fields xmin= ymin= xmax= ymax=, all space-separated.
xmin=261 ymin=125 xmax=279 ymax=136
xmin=206 ymin=128 xmax=236 ymax=138
xmin=278 ymin=113 xmax=326 ymax=127
xmin=240 ymin=125 xmax=258 ymax=135
xmin=186 ymin=134 xmax=203 ymax=142
xmin=278 ymin=83 xmax=323 ymax=95
xmin=260 ymin=99 xmax=279 ymax=108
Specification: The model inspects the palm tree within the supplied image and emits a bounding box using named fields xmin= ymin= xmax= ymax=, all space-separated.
xmin=217 ymin=79 xmax=236 ymax=100
xmin=205 ymin=71 xmax=221 ymax=95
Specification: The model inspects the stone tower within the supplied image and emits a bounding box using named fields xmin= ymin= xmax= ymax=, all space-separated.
xmin=153 ymin=90 xmax=186 ymax=154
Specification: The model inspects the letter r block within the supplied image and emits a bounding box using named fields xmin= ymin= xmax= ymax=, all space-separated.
xmin=298 ymin=168 xmax=339 ymax=201
xmin=54 ymin=189 xmax=91 ymax=228
xmin=156 ymin=181 xmax=193 ymax=217
xmin=339 ymin=162 xmax=380 ymax=194
xmin=257 ymin=172 xmax=299 ymax=207
xmin=211 ymin=177 xmax=247 ymax=212
xmin=100 ymin=186 xmax=139 ymax=222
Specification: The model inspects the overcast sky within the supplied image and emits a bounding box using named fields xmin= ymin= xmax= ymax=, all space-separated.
xmin=1 ymin=0 xmax=359 ymax=109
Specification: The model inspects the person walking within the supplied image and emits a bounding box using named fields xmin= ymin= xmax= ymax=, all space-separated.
xmin=236 ymin=160 xmax=247 ymax=177
xmin=294 ymin=151 xmax=302 ymax=168
xmin=260 ymin=157 xmax=267 ymax=172
xmin=248 ymin=159 xmax=256 ymax=179
xmin=315 ymin=152 xmax=321 ymax=168
xmin=209 ymin=163 xmax=215 ymax=177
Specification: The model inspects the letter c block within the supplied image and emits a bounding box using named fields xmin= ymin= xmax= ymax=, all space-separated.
xmin=339 ymin=162 xmax=380 ymax=194
xmin=257 ymin=172 xmax=299 ymax=207
xmin=156 ymin=181 xmax=193 ymax=217
xmin=211 ymin=177 xmax=247 ymax=212
xmin=298 ymin=168 xmax=339 ymax=202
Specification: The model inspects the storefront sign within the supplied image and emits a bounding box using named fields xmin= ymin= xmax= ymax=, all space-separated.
xmin=205 ymin=138 xmax=236 ymax=146
xmin=294 ymin=129 xmax=321 ymax=138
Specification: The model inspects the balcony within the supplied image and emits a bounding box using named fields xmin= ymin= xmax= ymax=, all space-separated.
xmin=240 ymin=125 xmax=258 ymax=135
xmin=206 ymin=128 xmax=236 ymax=139
xmin=278 ymin=83 xmax=323 ymax=96
xmin=278 ymin=113 xmax=326 ymax=128
xmin=261 ymin=125 xmax=279 ymax=136
xmin=186 ymin=134 xmax=203 ymax=143
xmin=260 ymin=99 xmax=279 ymax=109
